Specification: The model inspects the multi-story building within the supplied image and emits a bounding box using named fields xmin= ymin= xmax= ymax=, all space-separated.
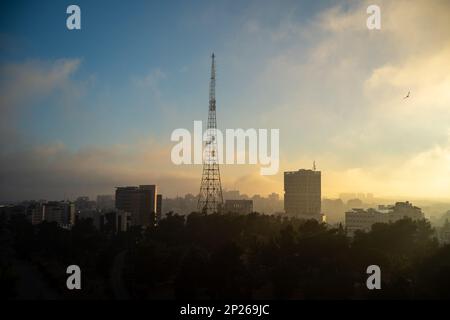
xmin=284 ymin=169 xmax=322 ymax=221
xmin=345 ymin=201 xmax=425 ymax=235
xmin=42 ymin=201 xmax=75 ymax=227
xmin=29 ymin=202 xmax=44 ymax=225
xmin=115 ymin=185 xmax=159 ymax=227
xmin=224 ymin=199 xmax=253 ymax=215
xmin=99 ymin=210 xmax=130 ymax=234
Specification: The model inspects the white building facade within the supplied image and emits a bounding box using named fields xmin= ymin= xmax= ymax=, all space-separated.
xmin=345 ymin=201 xmax=424 ymax=236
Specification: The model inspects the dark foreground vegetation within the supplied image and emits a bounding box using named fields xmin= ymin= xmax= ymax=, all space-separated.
xmin=1 ymin=212 xmax=449 ymax=299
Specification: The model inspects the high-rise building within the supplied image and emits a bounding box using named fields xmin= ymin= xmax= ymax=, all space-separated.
xmin=115 ymin=185 xmax=158 ymax=227
xmin=284 ymin=169 xmax=322 ymax=220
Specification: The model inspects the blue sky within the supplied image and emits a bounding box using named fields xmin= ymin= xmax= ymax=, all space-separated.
xmin=1 ymin=0 xmax=335 ymax=149
xmin=1 ymin=0 xmax=450 ymax=200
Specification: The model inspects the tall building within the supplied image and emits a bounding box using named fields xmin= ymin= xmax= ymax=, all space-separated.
xmin=284 ymin=169 xmax=322 ymax=220
xmin=115 ymin=185 xmax=158 ymax=227
xmin=224 ymin=200 xmax=253 ymax=215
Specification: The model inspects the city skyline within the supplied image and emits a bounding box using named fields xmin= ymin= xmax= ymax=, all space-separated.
xmin=1 ymin=0 xmax=450 ymax=201
xmin=3 ymin=0 xmax=450 ymax=305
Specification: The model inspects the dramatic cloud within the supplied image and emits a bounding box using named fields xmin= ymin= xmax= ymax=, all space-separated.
xmin=228 ymin=0 xmax=450 ymax=199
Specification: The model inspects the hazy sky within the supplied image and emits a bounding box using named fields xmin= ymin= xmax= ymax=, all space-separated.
xmin=1 ymin=0 xmax=450 ymax=201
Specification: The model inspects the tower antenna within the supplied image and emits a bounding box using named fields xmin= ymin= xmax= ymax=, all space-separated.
xmin=198 ymin=53 xmax=223 ymax=214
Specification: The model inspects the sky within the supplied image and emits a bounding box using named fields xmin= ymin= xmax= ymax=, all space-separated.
xmin=1 ymin=0 xmax=450 ymax=201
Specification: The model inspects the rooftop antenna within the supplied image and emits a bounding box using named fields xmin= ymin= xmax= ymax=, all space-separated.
xmin=313 ymin=161 xmax=316 ymax=171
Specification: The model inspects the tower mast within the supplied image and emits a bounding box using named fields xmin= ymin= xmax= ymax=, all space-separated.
xmin=198 ymin=53 xmax=223 ymax=214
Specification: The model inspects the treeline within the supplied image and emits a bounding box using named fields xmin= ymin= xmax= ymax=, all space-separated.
xmin=1 ymin=212 xmax=450 ymax=299
xmin=0 ymin=214 xmax=125 ymax=299
xmin=125 ymin=212 xmax=450 ymax=299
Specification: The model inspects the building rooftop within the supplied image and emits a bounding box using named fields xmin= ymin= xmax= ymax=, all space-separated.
xmin=284 ymin=169 xmax=321 ymax=176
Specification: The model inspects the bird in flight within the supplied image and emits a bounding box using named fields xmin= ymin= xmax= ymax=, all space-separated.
xmin=404 ymin=90 xmax=411 ymax=99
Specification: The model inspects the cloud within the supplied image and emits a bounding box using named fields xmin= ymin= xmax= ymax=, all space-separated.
xmin=0 ymin=58 xmax=81 ymax=111
xmin=0 ymin=58 xmax=83 ymax=149
xmin=0 ymin=138 xmax=201 ymax=201
xmin=223 ymin=0 xmax=450 ymax=199
xmin=365 ymin=45 xmax=450 ymax=116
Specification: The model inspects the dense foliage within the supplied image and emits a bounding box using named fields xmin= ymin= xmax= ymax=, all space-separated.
xmin=125 ymin=212 xmax=448 ymax=299
xmin=1 ymin=211 xmax=449 ymax=299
